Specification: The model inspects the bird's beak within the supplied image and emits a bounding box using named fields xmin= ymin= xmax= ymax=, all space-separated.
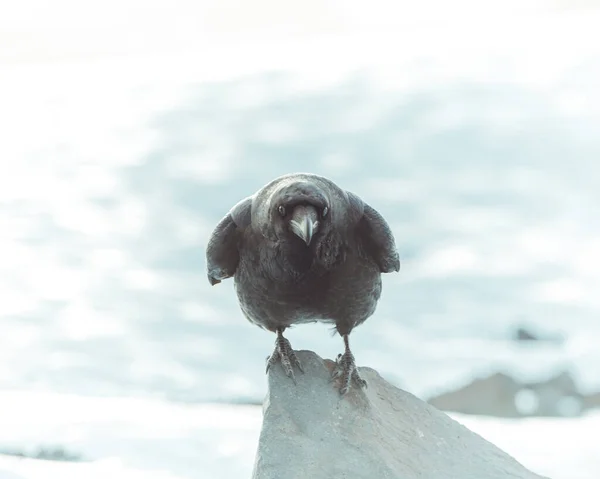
xmin=289 ymin=206 xmax=319 ymax=245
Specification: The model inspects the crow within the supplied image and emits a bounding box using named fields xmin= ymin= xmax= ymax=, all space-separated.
xmin=206 ymin=173 xmax=400 ymax=395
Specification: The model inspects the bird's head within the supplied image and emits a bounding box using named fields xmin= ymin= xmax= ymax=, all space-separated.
xmin=269 ymin=181 xmax=330 ymax=247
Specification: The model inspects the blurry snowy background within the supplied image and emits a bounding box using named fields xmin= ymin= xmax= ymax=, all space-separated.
xmin=1 ymin=1 xmax=600 ymax=478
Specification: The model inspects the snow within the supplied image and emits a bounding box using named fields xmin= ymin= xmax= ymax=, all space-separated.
xmin=0 ymin=391 xmax=597 ymax=479
xmin=0 ymin=392 xmax=261 ymax=479
xmin=453 ymin=413 xmax=600 ymax=479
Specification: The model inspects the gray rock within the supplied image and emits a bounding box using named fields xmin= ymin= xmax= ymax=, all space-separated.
xmin=252 ymin=350 xmax=548 ymax=479
xmin=428 ymin=372 xmax=522 ymax=417
xmin=429 ymin=369 xmax=585 ymax=418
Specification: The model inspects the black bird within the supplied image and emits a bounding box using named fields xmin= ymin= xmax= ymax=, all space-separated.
xmin=206 ymin=173 xmax=400 ymax=395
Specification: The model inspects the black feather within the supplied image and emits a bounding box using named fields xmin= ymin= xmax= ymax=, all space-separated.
xmin=205 ymin=173 xmax=400 ymax=338
xmin=205 ymin=197 xmax=251 ymax=285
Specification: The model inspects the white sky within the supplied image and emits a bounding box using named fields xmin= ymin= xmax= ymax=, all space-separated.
xmin=0 ymin=0 xmax=581 ymax=32
xmin=1 ymin=0 xmax=598 ymax=62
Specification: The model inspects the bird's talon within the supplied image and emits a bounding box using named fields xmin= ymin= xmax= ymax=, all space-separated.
xmin=354 ymin=375 xmax=368 ymax=389
xmin=282 ymin=363 xmax=297 ymax=384
xmin=290 ymin=352 xmax=305 ymax=374
xmin=265 ymin=331 xmax=302 ymax=384
xmin=332 ymin=345 xmax=364 ymax=395
xmin=265 ymin=356 xmax=272 ymax=373
xmin=265 ymin=351 xmax=281 ymax=373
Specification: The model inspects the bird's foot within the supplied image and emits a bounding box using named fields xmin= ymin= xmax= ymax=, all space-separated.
xmin=331 ymin=350 xmax=367 ymax=395
xmin=265 ymin=332 xmax=304 ymax=384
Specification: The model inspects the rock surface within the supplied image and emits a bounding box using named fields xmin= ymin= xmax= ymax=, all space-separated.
xmin=252 ymin=350 xmax=548 ymax=479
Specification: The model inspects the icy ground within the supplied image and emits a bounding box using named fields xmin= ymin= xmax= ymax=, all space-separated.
xmin=0 ymin=391 xmax=597 ymax=479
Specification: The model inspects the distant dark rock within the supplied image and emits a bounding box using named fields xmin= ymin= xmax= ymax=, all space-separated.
xmin=429 ymin=370 xmax=585 ymax=418
xmin=515 ymin=327 xmax=540 ymax=341
xmin=252 ymin=350 xmax=547 ymax=479
xmin=582 ymin=390 xmax=600 ymax=410
xmin=512 ymin=325 xmax=565 ymax=344
xmin=428 ymin=372 xmax=522 ymax=417
xmin=521 ymin=371 xmax=584 ymax=417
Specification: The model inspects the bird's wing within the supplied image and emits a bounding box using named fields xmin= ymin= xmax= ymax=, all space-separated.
xmin=348 ymin=192 xmax=400 ymax=273
xmin=205 ymin=197 xmax=252 ymax=285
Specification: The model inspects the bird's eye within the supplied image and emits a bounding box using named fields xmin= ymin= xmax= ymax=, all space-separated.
xmin=278 ymin=205 xmax=286 ymax=217
xmin=322 ymin=206 xmax=329 ymax=217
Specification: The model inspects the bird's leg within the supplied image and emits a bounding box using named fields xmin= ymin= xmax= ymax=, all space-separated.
xmin=331 ymin=334 xmax=367 ymax=395
xmin=265 ymin=328 xmax=304 ymax=384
